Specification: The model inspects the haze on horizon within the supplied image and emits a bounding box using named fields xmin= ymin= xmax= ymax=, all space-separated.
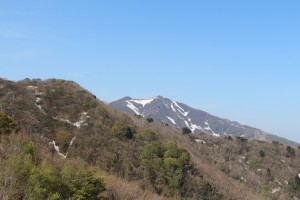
xmin=1 ymin=1 xmax=299 ymax=142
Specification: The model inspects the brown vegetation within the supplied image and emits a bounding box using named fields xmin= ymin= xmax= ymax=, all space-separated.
xmin=1 ymin=78 xmax=300 ymax=199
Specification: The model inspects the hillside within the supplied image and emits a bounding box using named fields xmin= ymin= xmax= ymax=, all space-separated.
xmin=110 ymin=96 xmax=299 ymax=146
xmin=1 ymin=78 xmax=300 ymax=200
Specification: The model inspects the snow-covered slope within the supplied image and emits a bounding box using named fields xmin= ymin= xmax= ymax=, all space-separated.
xmin=110 ymin=96 xmax=295 ymax=143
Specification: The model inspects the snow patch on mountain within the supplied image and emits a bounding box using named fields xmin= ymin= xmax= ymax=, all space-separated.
xmin=178 ymin=109 xmax=189 ymax=117
xmin=29 ymin=86 xmax=46 ymax=115
xmin=183 ymin=111 xmax=189 ymax=116
xmin=195 ymin=139 xmax=206 ymax=144
xmin=130 ymin=98 xmax=154 ymax=107
xmin=49 ymin=136 xmax=77 ymax=158
xmin=53 ymin=112 xmax=89 ymax=128
xmin=49 ymin=141 xmax=67 ymax=158
xmin=231 ymin=122 xmax=245 ymax=129
xmin=35 ymin=102 xmax=46 ymax=115
xmin=203 ymin=121 xmax=220 ymax=136
xmin=184 ymin=119 xmax=204 ymax=133
xmin=272 ymin=187 xmax=281 ymax=194
xmin=170 ymin=103 xmax=176 ymax=112
xmin=126 ymin=100 xmax=142 ymax=115
xmin=70 ymin=136 xmax=76 ymax=146
xmin=212 ymin=133 xmax=221 ymax=137
xmin=167 ymin=116 xmax=176 ymax=125
xmin=172 ymin=100 xmax=184 ymax=111
xmin=190 ymin=123 xmax=204 ymax=133
xmin=36 ymin=97 xmax=41 ymax=103
xmin=170 ymin=100 xmax=190 ymax=117
xmin=27 ymin=85 xmax=38 ymax=90
xmin=275 ymin=179 xmax=283 ymax=186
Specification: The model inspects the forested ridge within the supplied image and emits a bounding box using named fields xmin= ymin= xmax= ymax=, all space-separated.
xmin=1 ymin=78 xmax=300 ymax=199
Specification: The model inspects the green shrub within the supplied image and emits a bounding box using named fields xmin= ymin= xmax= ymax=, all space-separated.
xmin=236 ymin=136 xmax=247 ymax=142
xmin=164 ymin=142 xmax=181 ymax=159
xmin=62 ymin=168 xmax=105 ymax=200
xmin=134 ymin=114 xmax=142 ymax=118
xmin=259 ymin=150 xmax=265 ymax=158
xmin=0 ymin=112 xmax=19 ymax=135
xmin=261 ymin=184 xmax=271 ymax=195
xmin=182 ymin=127 xmax=191 ymax=135
xmin=55 ymin=129 xmax=73 ymax=152
xmin=139 ymin=141 xmax=191 ymax=194
xmin=82 ymin=98 xmax=97 ymax=110
xmin=286 ymin=146 xmax=296 ymax=158
xmin=199 ymin=182 xmax=216 ymax=198
xmin=146 ymin=118 xmax=153 ymax=123
xmin=25 ymin=142 xmax=35 ymax=157
xmin=28 ymin=165 xmax=58 ymax=200
xmin=112 ymin=122 xmax=134 ymax=140
xmin=139 ymin=128 xmax=160 ymax=142
xmin=289 ymin=174 xmax=300 ymax=191
xmin=247 ymin=160 xmax=257 ymax=170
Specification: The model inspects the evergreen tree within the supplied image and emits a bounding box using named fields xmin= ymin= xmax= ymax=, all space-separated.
xmin=0 ymin=112 xmax=19 ymax=135
xmin=182 ymin=127 xmax=192 ymax=135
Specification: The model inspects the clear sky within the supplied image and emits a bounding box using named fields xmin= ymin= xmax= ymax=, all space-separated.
xmin=1 ymin=1 xmax=299 ymax=142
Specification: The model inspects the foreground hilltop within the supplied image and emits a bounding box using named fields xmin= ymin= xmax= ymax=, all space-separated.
xmin=0 ymin=78 xmax=300 ymax=200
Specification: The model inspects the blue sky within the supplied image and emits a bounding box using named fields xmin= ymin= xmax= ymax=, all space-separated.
xmin=1 ymin=1 xmax=299 ymax=142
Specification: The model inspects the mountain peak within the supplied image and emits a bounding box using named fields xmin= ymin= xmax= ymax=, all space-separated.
xmin=154 ymin=95 xmax=164 ymax=99
xmin=119 ymin=96 xmax=132 ymax=101
xmin=110 ymin=96 xmax=298 ymax=146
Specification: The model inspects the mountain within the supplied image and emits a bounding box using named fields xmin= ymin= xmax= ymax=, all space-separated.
xmin=110 ymin=96 xmax=298 ymax=146
xmin=1 ymin=78 xmax=300 ymax=200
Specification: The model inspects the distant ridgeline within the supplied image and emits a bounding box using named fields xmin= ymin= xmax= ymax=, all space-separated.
xmin=110 ymin=96 xmax=299 ymax=146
